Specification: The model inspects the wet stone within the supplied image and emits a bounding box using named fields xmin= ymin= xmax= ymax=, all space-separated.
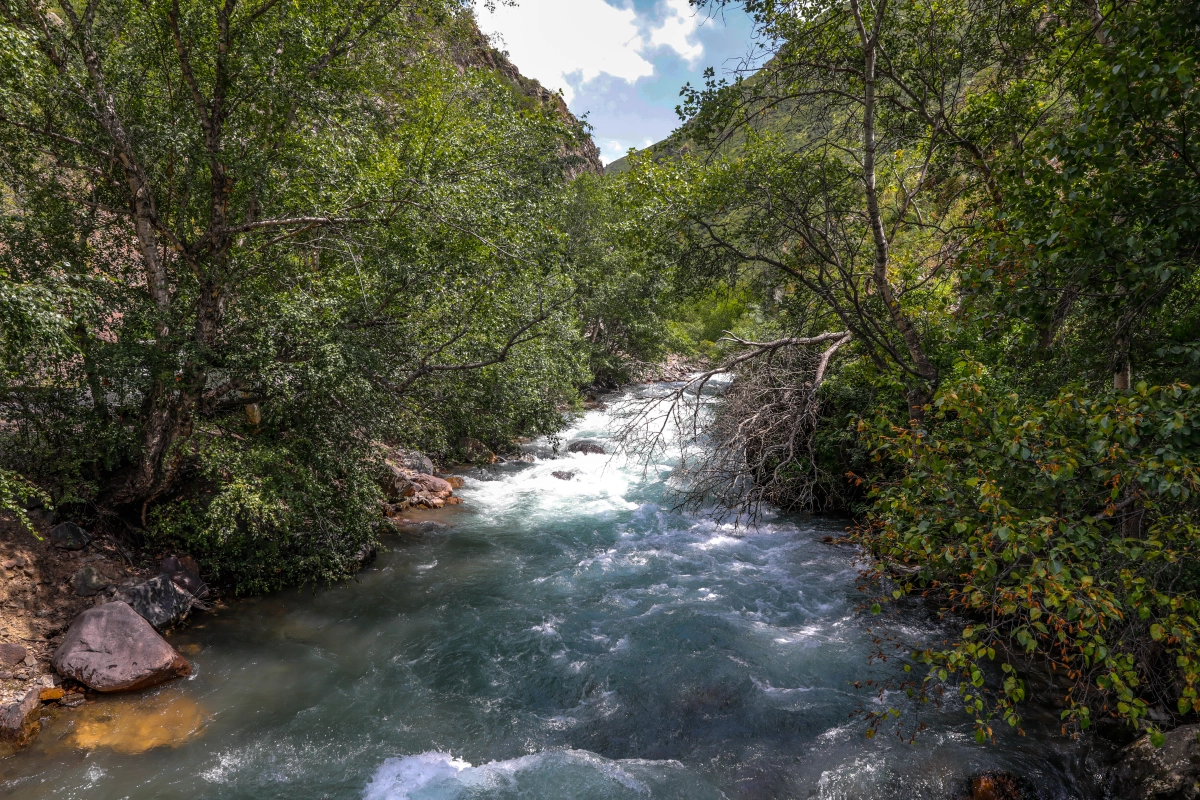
xmin=0 ymin=687 xmax=42 ymax=743
xmin=567 ymin=440 xmax=606 ymax=455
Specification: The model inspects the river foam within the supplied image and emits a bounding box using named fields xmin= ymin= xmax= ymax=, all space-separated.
xmin=363 ymin=750 xmax=726 ymax=800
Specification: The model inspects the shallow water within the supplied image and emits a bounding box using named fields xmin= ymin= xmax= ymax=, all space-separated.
xmin=1 ymin=387 xmax=1104 ymax=799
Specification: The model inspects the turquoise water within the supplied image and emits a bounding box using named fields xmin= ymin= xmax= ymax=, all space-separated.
xmin=1 ymin=387 xmax=1102 ymax=799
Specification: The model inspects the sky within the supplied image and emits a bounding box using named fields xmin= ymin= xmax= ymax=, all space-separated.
xmin=474 ymin=0 xmax=757 ymax=165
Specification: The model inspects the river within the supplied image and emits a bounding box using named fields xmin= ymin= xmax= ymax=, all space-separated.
xmin=0 ymin=385 xmax=1105 ymax=799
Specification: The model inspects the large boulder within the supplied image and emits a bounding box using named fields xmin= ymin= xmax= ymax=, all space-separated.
xmin=52 ymin=601 xmax=191 ymax=692
xmin=1107 ymin=724 xmax=1200 ymax=799
xmin=0 ymin=687 xmax=42 ymax=744
xmin=117 ymin=575 xmax=197 ymax=630
xmin=49 ymin=521 xmax=90 ymax=550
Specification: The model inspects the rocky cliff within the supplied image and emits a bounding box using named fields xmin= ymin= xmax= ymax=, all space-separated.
xmin=449 ymin=13 xmax=604 ymax=179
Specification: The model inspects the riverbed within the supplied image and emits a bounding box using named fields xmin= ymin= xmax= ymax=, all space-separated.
xmin=0 ymin=386 xmax=1104 ymax=799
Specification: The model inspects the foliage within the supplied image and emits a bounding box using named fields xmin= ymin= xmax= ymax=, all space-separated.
xmin=0 ymin=2 xmax=656 ymax=588
xmin=860 ymin=364 xmax=1200 ymax=739
xmin=968 ymin=0 xmax=1200 ymax=389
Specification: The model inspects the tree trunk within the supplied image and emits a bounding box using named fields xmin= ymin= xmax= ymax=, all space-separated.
xmin=852 ymin=0 xmax=938 ymax=420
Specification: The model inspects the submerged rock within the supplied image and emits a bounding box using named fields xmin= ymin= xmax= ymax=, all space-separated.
xmin=567 ymin=440 xmax=606 ymax=455
xmin=52 ymin=601 xmax=191 ymax=692
xmin=117 ymin=575 xmax=197 ymax=630
xmin=552 ymin=471 xmax=575 ymax=481
xmin=63 ymin=689 xmax=207 ymax=754
xmin=959 ymin=771 xmax=1026 ymax=800
xmin=1107 ymin=723 xmax=1200 ymax=800
xmin=49 ymin=521 xmax=91 ymax=550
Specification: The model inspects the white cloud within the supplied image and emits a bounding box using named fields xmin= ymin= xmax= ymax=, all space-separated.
xmin=602 ymin=139 xmax=633 ymax=163
xmin=648 ymin=0 xmax=704 ymax=64
xmin=475 ymin=0 xmax=705 ymax=102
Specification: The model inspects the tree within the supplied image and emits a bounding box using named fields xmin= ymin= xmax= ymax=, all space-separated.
xmin=0 ymin=2 xmax=614 ymax=589
xmin=0 ymin=1 xmax=582 ymax=508
xmin=970 ymin=0 xmax=1200 ymax=391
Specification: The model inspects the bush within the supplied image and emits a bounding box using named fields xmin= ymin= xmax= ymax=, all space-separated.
xmin=149 ymin=432 xmax=381 ymax=596
xmin=859 ymin=363 xmax=1200 ymax=739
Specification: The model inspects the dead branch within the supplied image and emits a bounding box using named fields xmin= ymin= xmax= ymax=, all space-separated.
xmin=617 ymin=331 xmax=852 ymax=521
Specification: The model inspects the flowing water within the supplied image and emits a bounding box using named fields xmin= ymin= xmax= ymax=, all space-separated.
xmin=1 ymin=386 xmax=1106 ymax=799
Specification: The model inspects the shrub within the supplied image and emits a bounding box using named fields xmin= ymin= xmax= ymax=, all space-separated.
xmin=859 ymin=363 xmax=1200 ymax=740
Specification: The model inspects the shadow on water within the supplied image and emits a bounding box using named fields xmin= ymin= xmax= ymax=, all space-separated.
xmin=1 ymin=387 xmax=1111 ymax=799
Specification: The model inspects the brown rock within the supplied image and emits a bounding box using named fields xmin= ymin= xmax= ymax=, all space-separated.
xmin=552 ymin=471 xmax=576 ymax=481
xmin=567 ymin=440 xmax=606 ymax=455
xmin=378 ymin=463 xmax=416 ymax=502
xmin=39 ymin=687 xmax=64 ymax=702
xmin=51 ymin=602 xmax=191 ymax=693
xmin=0 ymin=642 xmax=27 ymax=667
xmin=411 ymin=474 xmax=453 ymax=499
xmin=440 ymin=475 xmax=466 ymax=489
xmin=969 ymin=772 xmax=1024 ymax=800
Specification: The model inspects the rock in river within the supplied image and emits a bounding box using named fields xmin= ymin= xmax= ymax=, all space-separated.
xmin=567 ymin=440 xmax=606 ymax=455
xmin=411 ymin=473 xmax=453 ymax=499
xmin=52 ymin=601 xmax=191 ymax=692
xmin=49 ymin=521 xmax=91 ymax=550
xmin=1107 ymin=723 xmax=1200 ymax=800
xmin=0 ymin=687 xmax=42 ymax=744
